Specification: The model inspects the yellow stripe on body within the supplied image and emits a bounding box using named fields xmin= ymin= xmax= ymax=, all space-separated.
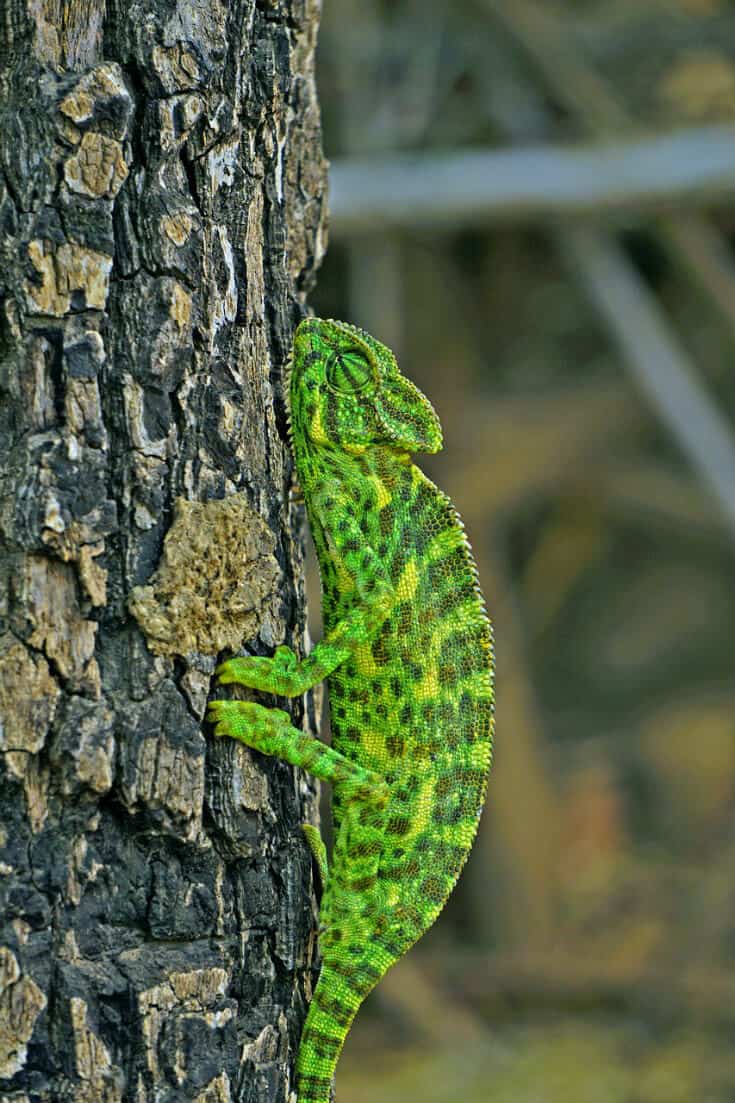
xmin=370 ymin=473 xmax=392 ymax=509
xmin=395 ymin=558 xmax=419 ymax=602
xmin=310 ymin=402 xmax=329 ymax=445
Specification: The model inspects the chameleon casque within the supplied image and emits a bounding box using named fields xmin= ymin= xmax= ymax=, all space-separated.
xmin=207 ymin=317 xmax=494 ymax=1102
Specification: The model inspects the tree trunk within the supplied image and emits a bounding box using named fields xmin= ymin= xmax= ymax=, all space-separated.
xmin=0 ymin=2 xmax=326 ymax=1100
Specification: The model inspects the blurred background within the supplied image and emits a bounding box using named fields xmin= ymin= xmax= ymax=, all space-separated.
xmin=307 ymin=1 xmax=735 ymax=1100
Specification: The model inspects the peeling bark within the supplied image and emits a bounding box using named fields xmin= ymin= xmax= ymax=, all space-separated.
xmin=0 ymin=2 xmax=327 ymax=1100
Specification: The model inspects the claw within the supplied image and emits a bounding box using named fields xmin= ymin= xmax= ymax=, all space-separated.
xmin=206 ymin=699 xmax=237 ymax=732
xmin=215 ymin=658 xmax=249 ymax=683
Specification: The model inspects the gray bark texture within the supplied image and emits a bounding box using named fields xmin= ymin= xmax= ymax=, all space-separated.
xmin=0 ymin=2 xmax=327 ymax=1100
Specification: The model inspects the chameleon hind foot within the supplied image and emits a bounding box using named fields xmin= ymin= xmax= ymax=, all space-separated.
xmin=207 ymin=699 xmax=389 ymax=808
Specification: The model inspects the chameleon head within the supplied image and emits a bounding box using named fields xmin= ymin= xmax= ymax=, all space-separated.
xmin=291 ymin=317 xmax=443 ymax=455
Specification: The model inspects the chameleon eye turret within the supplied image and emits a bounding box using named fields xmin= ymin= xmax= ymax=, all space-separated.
xmin=324 ymin=348 xmax=374 ymax=395
xmin=208 ymin=317 xmax=494 ymax=1103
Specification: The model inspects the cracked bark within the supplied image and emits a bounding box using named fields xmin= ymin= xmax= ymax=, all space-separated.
xmin=0 ymin=2 xmax=327 ymax=1100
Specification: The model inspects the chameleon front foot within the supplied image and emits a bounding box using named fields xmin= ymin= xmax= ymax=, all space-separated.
xmin=215 ymin=644 xmax=305 ymax=696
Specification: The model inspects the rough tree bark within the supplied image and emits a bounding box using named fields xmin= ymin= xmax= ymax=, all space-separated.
xmin=0 ymin=2 xmax=327 ymax=1100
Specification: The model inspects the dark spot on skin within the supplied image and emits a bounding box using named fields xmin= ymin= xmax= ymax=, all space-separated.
xmin=396 ymin=601 xmax=412 ymax=634
xmin=439 ymin=663 xmax=457 ymax=686
xmin=313 ymin=994 xmax=352 ymax=1026
xmin=386 ymin=816 xmax=410 ymax=835
xmin=389 ymin=549 xmax=406 ymax=584
xmin=375 ymin=937 xmax=404 ymax=958
xmin=377 ymin=500 xmax=393 ymax=531
xmin=422 ymin=876 xmax=446 ymax=904
xmin=399 ymin=703 xmax=411 ymax=725
xmin=385 ymin=733 xmax=404 ymax=756
xmin=438 ymin=702 xmax=454 ymax=725
xmin=358 ymin=806 xmax=381 ymax=828
xmin=381 ymin=864 xmax=404 ymax=881
xmin=435 ymin=803 xmax=463 ymax=826
xmin=348 ymin=842 xmax=374 ymax=859
xmin=351 ymin=875 xmax=377 ymax=892
xmin=414 ymin=528 xmax=430 ymax=554
xmin=436 ymin=774 xmax=454 ymax=798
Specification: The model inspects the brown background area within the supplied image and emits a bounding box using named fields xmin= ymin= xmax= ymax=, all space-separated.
xmin=313 ymin=1 xmax=735 ymax=1099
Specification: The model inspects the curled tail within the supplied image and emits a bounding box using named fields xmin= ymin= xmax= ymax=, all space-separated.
xmin=296 ymin=964 xmax=367 ymax=1103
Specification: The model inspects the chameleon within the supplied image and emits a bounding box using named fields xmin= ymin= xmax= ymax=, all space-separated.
xmin=207 ymin=317 xmax=494 ymax=1102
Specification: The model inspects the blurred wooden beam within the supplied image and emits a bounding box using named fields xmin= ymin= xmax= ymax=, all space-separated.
xmin=328 ymin=126 xmax=735 ymax=234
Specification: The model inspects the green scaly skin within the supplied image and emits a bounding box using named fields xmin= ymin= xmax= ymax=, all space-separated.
xmin=207 ymin=318 xmax=494 ymax=1102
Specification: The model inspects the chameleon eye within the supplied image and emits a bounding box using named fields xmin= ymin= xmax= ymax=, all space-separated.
xmin=325 ymin=349 xmax=374 ymax=396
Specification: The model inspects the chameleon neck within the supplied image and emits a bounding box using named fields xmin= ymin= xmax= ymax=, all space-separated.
xmin=294 ymin=435 xmax=409 ymax=536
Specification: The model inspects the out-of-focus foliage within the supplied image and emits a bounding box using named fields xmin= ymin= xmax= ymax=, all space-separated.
xmin=311 ymin=0 xmax=735 ymax=1098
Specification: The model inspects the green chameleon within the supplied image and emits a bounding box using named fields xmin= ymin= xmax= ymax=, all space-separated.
xmin=207 ymin=317 xmax=494 ymax=1102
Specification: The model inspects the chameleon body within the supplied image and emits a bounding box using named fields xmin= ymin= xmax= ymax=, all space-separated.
xmin=207 ymin=318 xmax=494 ymax=1102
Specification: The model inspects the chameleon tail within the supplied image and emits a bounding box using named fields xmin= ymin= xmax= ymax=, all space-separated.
xmin=296 ymin=964 xmax=364 ymax=1103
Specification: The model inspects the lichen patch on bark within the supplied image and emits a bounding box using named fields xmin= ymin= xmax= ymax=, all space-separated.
xmin=128 ymin=495 xmax=281 ymax=658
